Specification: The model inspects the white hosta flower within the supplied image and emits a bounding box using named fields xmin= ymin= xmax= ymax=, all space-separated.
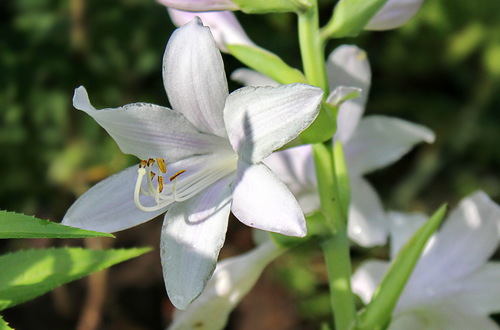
xmin=352 ymin=191 xmax=500 ymax=329
xmin=365 ymin=0 xmax=424 ymax=30
xmin=62 ymin=18 xmax=323 ymax=309
xmin=157 ymin=0 xmax=239 ymax=12
xmin=168 ymin=233 xmax=284 ymax=330
xmin=236 ymin=45 xmax=435 ymax=247
xmin=167 ymin=9 xmax=254 ymax=52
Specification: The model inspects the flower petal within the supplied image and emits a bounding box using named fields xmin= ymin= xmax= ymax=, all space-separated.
xmin=157 ymin=0 xmax=240 ymax=11
xmin=224 ymin=84 xmax=323 ymax=163
xmin=263 ymin=145 xmax=318 ymax=211
xmin=398 ymin=192 xmax=500 ymax=311
xmin=163 ymin=17 xmax=228 ymax=138
xmin=365 ymin=0 xmax=424 ymax=31
xmin=345 ymin=115 xmax=435 ymax=175
xmin=388 ymin=210 xmax=428 ymax=258
xmin=351 ymin=260 xmax=389 ymax=304
xmin=62 ymin=165 xmax=167 ymax=233
xmin=169 ymin=239 xmax=283 ymax=329
xmin=390 ymin=305 xmax=499 ymax=330
xmin=231 ymin=161 xmax=307 ymax=237
xmin=167 ymin=9 xmax=254 ymax=52
xmin=348 ymin=176 xmax=388 ymax=247
xmin=450 ymin=262 xmax=500 ymax=315
xmin=231 ymin=68 xmax=280 ymax=87
xmin=73 ymin=86 xmax=224 ymax=162
xmin=160 ymin=175 xmax=233 ymax=310
xmin=326 ymin=45 xmax=371 ymax=143
xmin=410 ymin=192 xmax=500 ymax=286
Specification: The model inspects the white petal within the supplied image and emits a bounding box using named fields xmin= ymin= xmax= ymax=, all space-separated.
xmin=348 ymin=176 xmax=388 ymax=247
xmin=326 ymin=45 xmax=371 ymax=143
xmin=169 ymin=240 xmax=283 ymax=329
xmin=390 ymin=305 xmax=500 ymax=330
xmin=388 ymin=210 xmax=428 ymax=258
xmin=365 ymin=0 xmax=424 ymax=31
xmin=157 ymin=0 xmax=239 ymax=11
xmin=163 ymin=17 xmax=228 ymax=137
xmin=415 ymin=192 xmax=500 ymax=280
xmin=168 ymin=9 xmax=254 ymax=52
xmin=264 ymin=145 xmax=319 ymax=214
xmin=161 ymin=175 xmax=233 ymax=310
xmin=399 ymin=192 xmax=500 ymax=310
xmin=351 ymin=260 xmax=389 ymax=304
xmin=326 ymin=86 xmax=362 ymax=107
xmin=450 ymin=262 xmax=500 ymax=315
xmin=224 ymin=84 xmax=323 ymax=163
xmin=231 ymin=68 xmax=280 ymax=87
xmin=345 ymin=115 xmax=435 ymax=175
xmin=73 ymin=86 xmax=224 ymax=162
xmin=62 ymin=166 xmax=167 ymax=233
xmin=231 ymin=161 xmax=307 ymax=237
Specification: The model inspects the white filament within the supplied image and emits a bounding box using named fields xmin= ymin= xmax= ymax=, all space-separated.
xmin=134 ymin=156 xmax=237 ymax=212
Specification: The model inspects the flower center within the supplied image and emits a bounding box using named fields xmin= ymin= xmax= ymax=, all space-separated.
xmin=133 ymin=156 xmax=237 ymax=212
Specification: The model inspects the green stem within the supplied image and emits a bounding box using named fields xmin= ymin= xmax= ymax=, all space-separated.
xmin=297 ymin=0 xmax=329 ymax=91
xmin=313 ymin=143 xmax=356 ymax=330
xmin=297 ymin=2 xmax=356 ymax=328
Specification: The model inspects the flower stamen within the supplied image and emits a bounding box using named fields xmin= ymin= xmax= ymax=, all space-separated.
xmin=133 ymin=154 xmax=238 ymax=212
xmin=170 ymin=170 xmax=186 ymax=182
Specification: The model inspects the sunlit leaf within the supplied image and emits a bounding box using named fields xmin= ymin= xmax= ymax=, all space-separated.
xmin=226 ymin=44 xmax=306 ymax=85
xmin=0 ymin=247 xmax=150 ymax=310
xmin=357 ymin=204 xmax=447 ymax=329
xmin=0 ymin=210 xmax=114 ymax=239
xmin=0 ymin=315 xmax=13 ymax=330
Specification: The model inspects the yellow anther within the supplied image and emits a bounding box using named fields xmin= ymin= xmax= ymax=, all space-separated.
xmin=157 ymin=158 xmax=167 ymax=173
xmin=148 ymin=158 xmax=155 ymax=167
xmin=158 ymin=176 xmax=164 ymax=193
xmin=170 ymin=170 xmax=186 ymax=182
xmin=150 ymin=171 xmax=156 ymax=180
xmin=139 ymin=160 xmax=148 ymax=168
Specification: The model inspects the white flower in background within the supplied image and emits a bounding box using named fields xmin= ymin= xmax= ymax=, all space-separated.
xmin=235 ymin=45 xmax=435 ymax=247
xmin=352 ymin=191 xmax=500 ymax=329
xmin=365 ymin=0 xmax=424 ymax=30
xmin=157 ymin=0 xmax=239 ymax=12
xmin=62 ymin=18 xmax=323 ymax=309
xmin=168 ymin=231 xmax=284 ymax=330
xmin=167 ymin=9 xmax=254 ymax=52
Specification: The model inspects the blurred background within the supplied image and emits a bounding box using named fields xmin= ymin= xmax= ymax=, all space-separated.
xmin=1 ymin=0 xmax=499 ymax=328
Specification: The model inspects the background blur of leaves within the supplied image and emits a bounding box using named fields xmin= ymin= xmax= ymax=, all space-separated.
xmin=0 ymin=0 xmax=499 ymax=328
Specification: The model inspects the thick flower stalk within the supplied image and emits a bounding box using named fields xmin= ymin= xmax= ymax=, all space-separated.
xmin=62 ymin=18 xmax=323 ymax=309
xmin=352 ymin=191 xmax=500 ymax=329
xmin=234 ymin=45 xmax=435 ymax=247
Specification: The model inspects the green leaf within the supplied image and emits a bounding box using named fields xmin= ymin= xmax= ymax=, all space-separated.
xmin=0 ymin=315 xmax=12 ymax=330
xmin=226 ymin=44 xmax=306 ymax=85
xmin=0 ymin=210 xmax=114 ymax=239
xmin=0 ymin=247 xmax=150 ymax=310
xmin=321 ymin=0 xmax=388 ymax=39
xmin=356 ymin=204 xmax=448 ymax=329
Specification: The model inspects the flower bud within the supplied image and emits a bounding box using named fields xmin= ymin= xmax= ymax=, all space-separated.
xmin=167 ymin=9 xmax=254 ymax=52
xmin=365 ymin=0 xmax=423 ymax=30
